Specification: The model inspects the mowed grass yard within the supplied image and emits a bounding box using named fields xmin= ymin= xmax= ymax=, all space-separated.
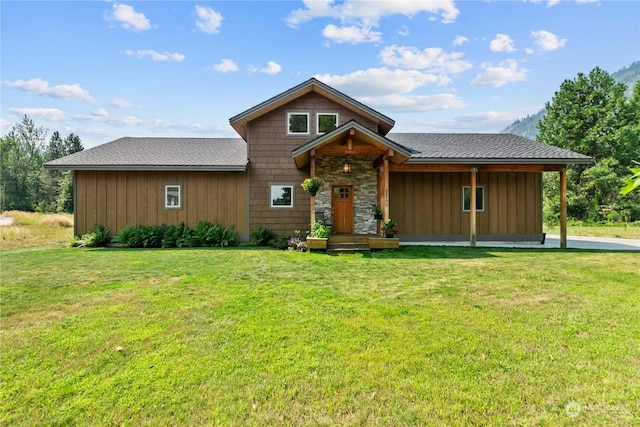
xmin=2 ymin=237 xmax=639 ymax=425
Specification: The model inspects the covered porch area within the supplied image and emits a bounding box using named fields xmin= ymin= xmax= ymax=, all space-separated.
xmin=293 ymin=120 xmax=411 ymax=238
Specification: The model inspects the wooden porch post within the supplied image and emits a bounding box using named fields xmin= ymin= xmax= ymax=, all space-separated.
xmin=560 ymin=167 xmax=567 ymax=248
xmin=383 ymin=155 xmax=390 ymax=221
xmin=310 ymin=150 xmax=316 ymax=226
xmin=470 ymin=167 xmax=478 ymax=247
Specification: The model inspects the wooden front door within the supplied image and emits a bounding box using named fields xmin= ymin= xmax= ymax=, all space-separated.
xmin=332 ymin=185 xmax=354 ymax=234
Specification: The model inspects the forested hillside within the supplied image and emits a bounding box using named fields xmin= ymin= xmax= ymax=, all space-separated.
xmin=501 ymin=61 xmax=640 ymax=138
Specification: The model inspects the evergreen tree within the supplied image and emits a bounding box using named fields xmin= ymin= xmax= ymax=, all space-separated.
xmin=538 ymin=68 xmax=640 ymax=221
xmin=1 ymin=115 xmax=83 ymax=212
xmin=0 ymin=116 xmax=47 ymax=211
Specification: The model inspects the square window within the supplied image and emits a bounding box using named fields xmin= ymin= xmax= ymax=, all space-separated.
xmin=165 ymin=184 xmax=182 ymax=209
xmin=462 ymin=186 xmax=484 ymax=212
xmin=287 ymin=112 xmax=309 ymax=135
xmin=317 ymin=113 xmax=338 ymax=134
xmin=271 ymin=184 xmax=293 ymax=208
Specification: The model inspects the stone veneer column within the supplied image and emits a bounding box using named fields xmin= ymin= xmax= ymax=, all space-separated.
xmin=314 ymin=155 xmax=378 ymax=234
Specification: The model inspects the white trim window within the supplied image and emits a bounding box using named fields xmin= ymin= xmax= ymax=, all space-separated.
xmin=317 ymin=112 xmax=339 ymax=134
xmin=462 ymin=186 xmax=484 ymax=212
xmin=270 ymin=184 xmax=294 ymax=208
xmin=165 ymin=184 xmax=182 ymax=209
xmin=287 ymin=112 xmax=309 ymax=135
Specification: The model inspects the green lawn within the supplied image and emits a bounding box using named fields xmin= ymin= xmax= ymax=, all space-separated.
xmin=2 ymin=246 xmax=639 ymax=426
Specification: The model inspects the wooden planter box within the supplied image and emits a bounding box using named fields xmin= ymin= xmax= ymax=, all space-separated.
xmin=368 ymin=237 xmax=399 ymax=250
xmin=306 ymin=237 xmax=328 ymax=250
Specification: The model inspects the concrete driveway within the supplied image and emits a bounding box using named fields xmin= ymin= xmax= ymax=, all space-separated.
xmin=402 ymin=235 xmax=640 ymax=251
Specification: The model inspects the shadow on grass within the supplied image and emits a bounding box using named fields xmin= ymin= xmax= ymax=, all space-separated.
xmin=365 ymin=245 xmax=626 ymax=260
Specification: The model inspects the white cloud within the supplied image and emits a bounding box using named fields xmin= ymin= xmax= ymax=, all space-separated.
xmin=453 ymin=35 xmax=469 ymax=46
xmin=360 ymin=93 xmax=468 ymax=112
xmin=106 ymin=3 xmax=151 ymax=32
xmin=211 ymin=58 xmax=239 ymax=73
xmin=9 ymin=107 xmax=66 ymax=122
xmin=111 ymin=98 xmax=135 ymax=108
xmin=286 ymin=0 xmax=459 ymax=27
xmin=195 ymin=5 xmax=223 ymax=34
xmin=0 ymin=118 xmax=12 ymax=129
xmin=315 ymin=68 xmax=445 ymax=97
xmin=322 ymin=24 xmax=382 ymax=44
xmin=379 ymin=45 xmax=472 ymax=75
xmin=92 ymin=108 xmax=109 ymax=118
xmin=490 ymin=34 xmax=516 ymax=52
xmin=398 ymin=26 xmax=410 ymax=36
xmin=2 ymin=78 xmax=95 ymax=103
xmin=74 ymin=113 xmax=143 ymax=126
xmin=471 ymin=60 xmax=529 ymax=87
xmin=260 ymin=61 xmax=282 ymax=75
xmin=286 ymin=0 xmax=459 ymax=44
xmin=125 ymin=49 xmax=185 ymax=62
xmin=531 ymin=30 xmax=567 ymax=51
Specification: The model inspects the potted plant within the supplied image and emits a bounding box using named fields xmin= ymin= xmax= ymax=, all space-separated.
xmin=381 ymin=218 xmax=398 ymax=238
xmin=371 ymin=204 xmax=384 ymax=220
xmin=307 ymin=220 xmax=330 ymax=250
xmin=301 ymin=177 xmax=322 ymax=196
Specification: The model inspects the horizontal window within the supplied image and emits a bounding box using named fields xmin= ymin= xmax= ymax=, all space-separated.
xmin=462 ymin=186 xmax=484 ymax=212
xmin=271 ymin=184 xmax=293 ymax=208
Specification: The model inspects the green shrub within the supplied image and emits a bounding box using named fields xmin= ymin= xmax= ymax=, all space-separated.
xmin=71 ymin=224 xmax=110 ymax=248
xmin=273 ymin=234 xmax=293 ymax=250
xmin=309 ymin=221 xmax=330 ymax=238
xmin=251 ymin=226 xmax=274 ymax=246
xmin=112 ymin=222 xmax=236 ymax=248
xmin=161 ymin=223 xmax=192 ymax=248
xmin=190 ymin=221 xmax=237 ymax=247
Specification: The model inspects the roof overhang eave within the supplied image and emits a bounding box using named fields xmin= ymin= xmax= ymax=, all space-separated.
xmin=44 ymin=164 xmax=248 ymax=172
xmin=404 ymin=157 xmax=593 ymax=165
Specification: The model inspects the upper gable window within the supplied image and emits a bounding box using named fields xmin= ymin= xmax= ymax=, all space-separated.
xmin=317 ymin=113 xmax=339 ymax=134
xmin=287 ymin=112 xmax=309 ymax=135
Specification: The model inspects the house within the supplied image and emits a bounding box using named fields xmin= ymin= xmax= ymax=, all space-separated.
xmin=45 ymin=78 xmax=592 ymax=247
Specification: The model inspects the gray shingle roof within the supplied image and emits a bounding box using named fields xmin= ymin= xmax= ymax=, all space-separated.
xmin=45 ymin=137 xmax=248 ymax=171
xmin=388 ymin=133 xmax=593 ymax=164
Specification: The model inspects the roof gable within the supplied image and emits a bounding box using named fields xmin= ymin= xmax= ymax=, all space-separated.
xmin=292 ymin=120 xmax=411 ymax=168
xmin=229 ymin=78 xmax=395 ymax=141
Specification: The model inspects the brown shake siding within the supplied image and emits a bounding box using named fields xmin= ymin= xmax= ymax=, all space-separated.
xmin=246 ymin=91 xmax=379 ymax=236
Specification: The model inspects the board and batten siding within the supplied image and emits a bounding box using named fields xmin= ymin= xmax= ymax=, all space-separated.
xmin=74 ymin=170 xmax=248 ymax=238
xmin=389 ymin=171 xmax=543 ymax=240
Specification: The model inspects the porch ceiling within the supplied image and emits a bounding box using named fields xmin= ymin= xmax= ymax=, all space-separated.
xmin=292 ymin=120 xmax=411 ymax=168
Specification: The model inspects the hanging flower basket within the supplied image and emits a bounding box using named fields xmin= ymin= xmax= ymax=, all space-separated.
xmin=301 ymin=177 xmax=322 ymax=196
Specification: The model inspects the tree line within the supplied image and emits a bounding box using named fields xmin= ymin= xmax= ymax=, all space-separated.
xmin=538 ymin=67 xmax=640 ymax=223
xmin=1 ymin=115 xmax=83 ymax=212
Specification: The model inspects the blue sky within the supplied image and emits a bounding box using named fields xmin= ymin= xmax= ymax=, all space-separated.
xmin=1 ymin=0 xmax=638 ymax=148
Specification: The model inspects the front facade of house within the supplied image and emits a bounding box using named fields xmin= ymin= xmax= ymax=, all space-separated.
xmin=46 ymin=78 xmax=592 ymax=246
